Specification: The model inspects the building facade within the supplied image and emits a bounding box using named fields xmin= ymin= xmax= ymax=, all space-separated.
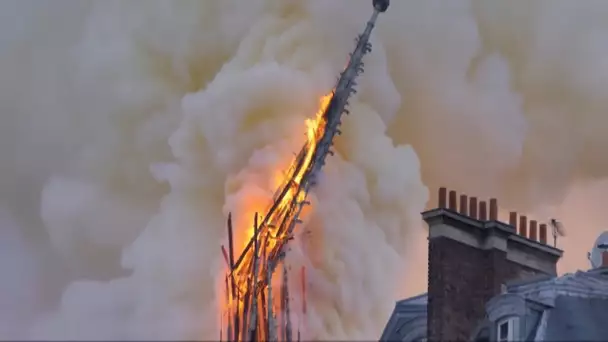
xmin=379 ymin=187 xmax=608 ymax=341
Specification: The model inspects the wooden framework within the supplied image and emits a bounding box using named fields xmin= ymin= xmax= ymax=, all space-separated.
xmin=217 ymin=1 xmax=389 ymax=340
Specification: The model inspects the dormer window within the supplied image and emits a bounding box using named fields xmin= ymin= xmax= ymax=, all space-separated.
xmin=496 ymin=317 xmax=518 ymax=342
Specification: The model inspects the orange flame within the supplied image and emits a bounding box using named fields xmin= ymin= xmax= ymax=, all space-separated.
xmin=219 ymin=91 xmax=333 ymax=340
xmin=241 ymin=92 xmax=332 ymax=249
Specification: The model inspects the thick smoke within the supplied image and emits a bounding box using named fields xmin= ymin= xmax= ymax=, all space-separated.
xmin=2 ymin=0 xmax=608 ymax=339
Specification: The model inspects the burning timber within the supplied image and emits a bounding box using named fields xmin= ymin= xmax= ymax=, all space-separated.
xmin=219 ymin=1 xmax=390 ymax=341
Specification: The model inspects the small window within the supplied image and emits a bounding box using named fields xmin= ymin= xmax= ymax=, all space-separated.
xmin=497 ymin=317 xmax=518 ymax=342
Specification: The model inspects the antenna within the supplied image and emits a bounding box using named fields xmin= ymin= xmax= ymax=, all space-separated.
xmin=589 ymin=231 xmax=608 ymax=269
xmin=549 ymin=218 xmax=566 ymax=247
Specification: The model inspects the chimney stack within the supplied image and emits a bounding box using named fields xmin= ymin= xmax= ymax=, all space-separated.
xmin=424 ymin=187 xmax=563 ymax=342
xmin=436 ymin=188 xmax=553 ymax=245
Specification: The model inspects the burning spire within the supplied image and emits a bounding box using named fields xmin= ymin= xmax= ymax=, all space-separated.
xmin=219 ymin=1 xmax=390 ymax=341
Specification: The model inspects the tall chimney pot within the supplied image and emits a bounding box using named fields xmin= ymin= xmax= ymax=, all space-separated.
xmin=529 ymin=220 xmax=538 ymax=241
xmin=489 ymin=198 xmax=498 ymax=220
xmin=469 ymin=197 xmax=478 ymax=219
xmin=479 ymin=201 xmax=487 ymax=221
xmin=509 ymin=212 xmax=518 ymax=229
xmin=448 ymin=190 xmax=457 ymax=210
xmin=438 ymin=188 xmax=447 ymax=208
xmin=539 ymin=224 xmax=548 ymax=244
xmin=459 ymin=194 xmax=468 ymax=215
xmin=519 ymin=216 xmax=528 ymax=238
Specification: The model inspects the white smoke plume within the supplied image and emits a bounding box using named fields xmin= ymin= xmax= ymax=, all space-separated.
xmin=1 ymin=0 xmax=608 ymax=340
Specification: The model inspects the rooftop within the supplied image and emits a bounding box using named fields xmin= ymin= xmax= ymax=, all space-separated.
xmin=380 ymin=294 xmax=427 ymax=342
xmin=382 ymin=269 xmax=608 ymax=341
xmin=494 ymin=268 xmax=608 ymax=341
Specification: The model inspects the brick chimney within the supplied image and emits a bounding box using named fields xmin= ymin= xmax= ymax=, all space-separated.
xmin=425 ymin=187 xmax=563 ymax=341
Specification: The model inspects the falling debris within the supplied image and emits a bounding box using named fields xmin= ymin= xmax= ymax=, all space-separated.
xmin=219 ymin=1 xmax=390 ymax=341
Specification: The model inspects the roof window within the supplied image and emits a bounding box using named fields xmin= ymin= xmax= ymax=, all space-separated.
xmin=497 ymin=317 xmax=518 ymax=342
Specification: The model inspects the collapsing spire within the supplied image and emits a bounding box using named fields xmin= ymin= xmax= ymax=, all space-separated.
xmin=219 ymin=1 xmax=389 ymax=341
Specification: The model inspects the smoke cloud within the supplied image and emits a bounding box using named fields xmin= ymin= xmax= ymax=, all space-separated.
xmin=1 ymin=0 xmax=608 ymax=339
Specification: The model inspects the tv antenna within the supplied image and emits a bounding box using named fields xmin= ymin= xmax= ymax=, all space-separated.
xmin=588 ymin=231 xmax=608 ymax=269
xmin=549 ymin=218 xmax=566 ymax=248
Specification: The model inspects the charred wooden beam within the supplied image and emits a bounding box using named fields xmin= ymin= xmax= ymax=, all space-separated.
xmin=284 ymin=266 xmax=293 ymax=342
xmin=249 ymin=213 xmax=260 ymax=341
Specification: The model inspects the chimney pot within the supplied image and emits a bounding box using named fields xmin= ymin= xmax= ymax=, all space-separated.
xmin=519 ymin=216 xmax=528 ymax=237
xmin=602 ymin=251 xmax=608 ymax=268
xmin=489 ymin=198 xmax=498 ymax=220
xmin=469 ymin=197 xmax=478 ymax=219
xmin=529 ymin=220 xmax=538 ymax=241
xmin=459 ymin=194 xmax=468 ymax=215
xmin=539 ymin=224 xmax=548 ymax=244
xmin=448 ymin=190 xmax=457 ymax=210
xmin=479 ymin=201 xmax=488 ymax=221
xmin=509 ymin=212 xmax=518 ymax=228
xmin=438 ymin=187 xmax=447 ymax=208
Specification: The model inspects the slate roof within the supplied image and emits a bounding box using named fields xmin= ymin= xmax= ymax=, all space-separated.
xmin=542 ymin=296 xmax=608 ymax=341
xmin=508 ymin=268 xmax=608 ymax=302
xmin=380 ymin=269 xmax=608 ymax=341
xmin=508 ymin=268 xmax=608 ymax=341
xmin=379 ymin=293 xmax=427 ymax=342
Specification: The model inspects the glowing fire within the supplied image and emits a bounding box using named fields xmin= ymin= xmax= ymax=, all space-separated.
xmin=240 ymin=92 xmax=332 ymax=250
xmin=220 ymin=91 xmax=333 ymax=341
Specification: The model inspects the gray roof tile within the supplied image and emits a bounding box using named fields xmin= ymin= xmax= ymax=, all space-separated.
xmin=543 ymin=296 xmax=608 ymax=341
xmin=381 ymin=269 xmax=608 ymax=341
xmin=380 ymin=293 xmax=427 ymax=341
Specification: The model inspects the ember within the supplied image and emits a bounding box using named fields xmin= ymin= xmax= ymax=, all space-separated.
xmin=219 ymin=1 xmax=389 ymax=341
